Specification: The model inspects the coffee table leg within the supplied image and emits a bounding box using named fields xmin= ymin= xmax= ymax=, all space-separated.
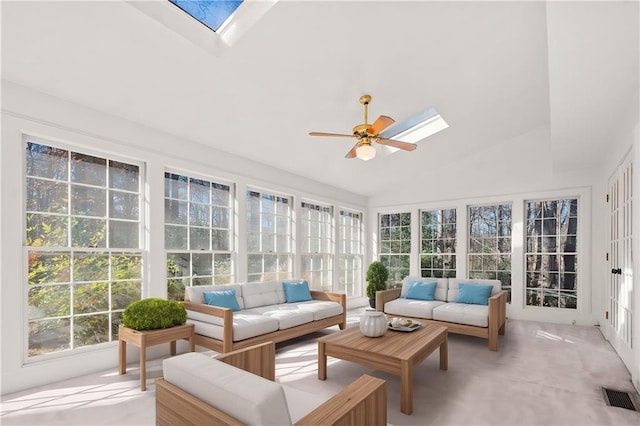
xmin=440 ymin=337 xmax=448 ymax=370
xmin=400 ymin=360 xmax=413 ymax=415
xmin=170 ymin=340 xmax=176 ymax=356
xmin=318 ymin=341 xmax=327 ymax=380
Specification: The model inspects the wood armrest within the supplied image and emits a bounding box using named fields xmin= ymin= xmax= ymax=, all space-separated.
xmin=311 ymin=290 xmax=346 ymax=307
xmin=216 ymin=342 xmax=276 ymax=381
xmin=375 ymin=288 xmax=401 ymax=312
xmin=182 ymin=301 xmax=229 ymax=318
xmin=295 ymin=374 xmax=387 ymax=426
xmin=488 ymin=291 xmax=507 ymax=324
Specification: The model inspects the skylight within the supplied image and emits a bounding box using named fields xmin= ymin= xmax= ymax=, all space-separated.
xmin=380 ymin=107 xmax=449 ymax=144
xmin=169 ymin=0 xmax=244 ymax=32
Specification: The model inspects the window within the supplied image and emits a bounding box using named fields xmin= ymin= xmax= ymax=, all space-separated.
xmin=420 ymin=209 xmax=456 ymax=278
xmin=246 ymin=189 xmax=292 ymax=282
xmin=468 ymin=204 xmax=512 ymax=300
xmin=25 ymin=141 xmax=143 ymax=357
xmin=165 ymin=173 xmax=233 ymax=301
xmin=337 ymin=209 xmax=363 ymax=297
xmin=169 ymin=0 xmax=243 ymax=32
xmin=525 ymin=199 xmax=578 ymax=309
xmin=379 ymin=212 xmax=411 ymax=286
xmin=300 ymin=202 xmax=333 ymax=291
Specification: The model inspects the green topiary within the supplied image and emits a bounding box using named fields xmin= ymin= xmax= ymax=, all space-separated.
xmin=122 ymin=298 xmax=187 ymax=331
xmin=366 ymin=261 xmax=389 ymax=299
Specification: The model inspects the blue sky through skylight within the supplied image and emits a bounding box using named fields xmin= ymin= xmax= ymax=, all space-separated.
xmin=169 ymin=0 xmax=244 ymax=32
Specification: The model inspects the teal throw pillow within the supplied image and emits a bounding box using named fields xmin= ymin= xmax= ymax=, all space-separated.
xmin=283 ymin=280 xmax=312 ymax=303
xmin=456 ymin=283 xmax=493 ymax=305
xmin=203 ymin=289 xmax=241 ymax=311
xmin=405 ymin=281 xmax=437 ymax=301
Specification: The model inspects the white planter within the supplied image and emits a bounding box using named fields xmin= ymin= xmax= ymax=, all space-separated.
xmin=359 ymin=310 xmax=387 ymax=337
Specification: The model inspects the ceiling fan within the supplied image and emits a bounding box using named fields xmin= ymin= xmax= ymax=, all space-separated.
xmin=309 ymin=95 xmax=417 ymax=161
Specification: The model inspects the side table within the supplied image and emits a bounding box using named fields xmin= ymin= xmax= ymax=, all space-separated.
xmin=118 ymin=323 xmax=195 ymax=391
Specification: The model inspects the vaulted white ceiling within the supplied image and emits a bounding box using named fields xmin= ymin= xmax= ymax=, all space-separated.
xmin=2 ymin=1 xmax=638 ymax=198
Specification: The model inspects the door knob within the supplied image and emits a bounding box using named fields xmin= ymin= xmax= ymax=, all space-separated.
xmin=611 ymin=268 xmax=622 ymax=275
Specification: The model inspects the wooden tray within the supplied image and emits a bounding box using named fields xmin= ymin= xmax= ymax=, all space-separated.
xmin=387 ymin=321 xmax=423 ymax=332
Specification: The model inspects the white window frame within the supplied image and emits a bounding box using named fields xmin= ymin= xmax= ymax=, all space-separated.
xmin=524 ymin=198 xmax=579 ymax=309
xmin=420 ymin=208 xmax=457 ymax=278
xmin=337 ymin=208 xmax=364 ymax=297
xmin=378 ymin=212 xmax=411 ymax=287
xmin=300 ymin=201 xmax=333 ymax=291
xmin=246 ymin=188 xmax=293 ymax=282
xmin=23 ymin=136 xmax=144 ymax=359
xmin=467 ymin=203 xmax=513 ymax=301
xmin=164 ymin=171 xmax=235 ymax=300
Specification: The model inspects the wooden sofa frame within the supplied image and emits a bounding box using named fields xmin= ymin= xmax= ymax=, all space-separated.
xmin=376 ymin=288 xmax=507 ymax=351
xmin=156 ymin=342 xmax=387 ymax=426
xmin=183 ymin=290 xmax=347 ymax=353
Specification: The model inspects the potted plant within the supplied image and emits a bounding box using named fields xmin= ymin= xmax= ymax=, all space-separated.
xmin=366 ymin=261 xmax=389 ymax=308
xmin=122 ymin=298 xmax=187 ymax=331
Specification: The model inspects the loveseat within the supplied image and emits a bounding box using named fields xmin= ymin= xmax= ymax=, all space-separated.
xmin=182 ymin=280 xmax=346 ymax=353
xmin=156 ymin=342 xmax=387 ymax=425
xmin=376 ymin=277 xmax=507 ymax=351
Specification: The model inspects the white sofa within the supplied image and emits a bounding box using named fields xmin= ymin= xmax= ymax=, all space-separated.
xmin=183 ymin=281 xmax=346 ymax=353
xmin=156 ymin=342 xmax=387 ymax=426
xmin=376 ymin=277 xmax=507 ymax=351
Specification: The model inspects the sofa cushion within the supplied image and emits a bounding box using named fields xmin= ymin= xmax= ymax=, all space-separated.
xmin=432 ymin=302 xmax=489 ymax=327
xmin=188 ymin=312 xmax=279 ymax=341
xmin=163 ymin=352 xmax=292 ymax=426
xmin=283 ymin=280 xmax=312 ymax=303
xmin=243 ymin=305 xmax=314 ymax=330
xmin=185 ymin=284 xmax=245 ymax=310
xmin=203 ymin=289 xmax=241 ymax=311
xmin=401 ymin=277 xmax=448 ymax=301
xmin=456 ymin=283 xmax=493 ymax=305
xmin=290 ymin=300 xmax=343 ymax=321
xmin=384 ymin=298 xmax=446 ymax=319
xmin=242 ymin=281 xmax=286 ymax=309
xmin=405 ymin=280 xmax=437 ymax=300
xmin=446 ymin=279 xmax=501 ymax=303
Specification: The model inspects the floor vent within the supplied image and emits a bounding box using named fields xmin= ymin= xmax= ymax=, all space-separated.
xmin=602 ymin=387 xmax=639 ymax=411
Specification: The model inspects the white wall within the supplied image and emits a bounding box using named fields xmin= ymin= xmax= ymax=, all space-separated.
xmin=368 ymin=123 xmax=599 ymax=326
xmin=368 ymin=101 xmax=640 ymax=391
xmin=0 ymin=81 xmax=367 ymax=394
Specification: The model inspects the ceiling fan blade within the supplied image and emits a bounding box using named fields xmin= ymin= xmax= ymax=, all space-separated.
xmin=309 ymin=132 xmax=355 ymax=138
xmin=369 ymin=115 xmax=395 ymax=135
xmin=345 ymin=142 xmax=360 ymax=158
xmin=375 ymin=137 xmax=417 ymax=151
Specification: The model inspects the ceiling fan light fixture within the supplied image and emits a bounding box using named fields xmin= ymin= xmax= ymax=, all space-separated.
xmin=356 ymin=144 xmax=376 ymax=161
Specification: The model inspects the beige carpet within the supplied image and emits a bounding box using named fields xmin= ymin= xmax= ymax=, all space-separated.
xmin=2 ymin=313 xmax=639 ymax=426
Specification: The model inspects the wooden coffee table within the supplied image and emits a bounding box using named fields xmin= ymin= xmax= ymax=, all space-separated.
xmin=318 ymin=320 xmax=447 ymax=415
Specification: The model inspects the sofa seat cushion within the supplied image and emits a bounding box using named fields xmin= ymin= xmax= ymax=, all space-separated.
xmin=289 ymin=300 xmax=343 ymax=321
xmin=243 ymin=305 xmax=314 ymax=330
xmin=384 ymin=298 xmax=446 ymax=319
xmin=163 ymin=352 xmax=292 ymax=426
xmin=432 ymin=302 xmax=489 ymax=327
xmin=242 ymin=281 xmax=286 ymax=309
xmin=188 ymin=312 xmax=280 ymax=342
